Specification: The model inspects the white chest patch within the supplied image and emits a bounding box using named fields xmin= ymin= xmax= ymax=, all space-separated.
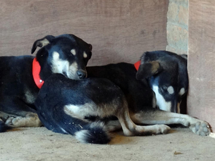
xmin=152 ymin=85 xmax=171 ymax=111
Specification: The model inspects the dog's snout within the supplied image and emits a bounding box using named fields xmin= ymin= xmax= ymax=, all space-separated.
xmin=77 ymin=70 xmax=87 ymax=79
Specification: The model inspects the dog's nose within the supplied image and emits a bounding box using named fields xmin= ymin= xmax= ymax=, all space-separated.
xmin=77 ymin=70 xmax=87 ymax=79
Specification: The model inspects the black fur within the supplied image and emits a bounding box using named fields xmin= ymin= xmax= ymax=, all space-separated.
xmin=87 ymin=63 xmax=155 ymax=113
xmin=0 ymin=120 xmax=10 ymax=132
xmin=35 ymin=50 xmax=211 ymax=144
xmin=35 ymin=74 xmax=123 ymax=144
xmin=136 ymin=51 xmax=188 ymax=113
xmin=0 ymin=34 xmax=92 ymax=131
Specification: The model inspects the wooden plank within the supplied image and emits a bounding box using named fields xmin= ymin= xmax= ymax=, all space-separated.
xmin=0 ymin=0 xmax=168 ymax=65
xmin=188 ymin=0 xmax=215 ymax=130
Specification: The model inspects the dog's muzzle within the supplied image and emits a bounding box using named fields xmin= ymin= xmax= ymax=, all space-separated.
xmin=77 ymin=70 xmax=87 ymax=79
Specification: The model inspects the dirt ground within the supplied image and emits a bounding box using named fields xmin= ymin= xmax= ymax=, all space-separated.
xmin=0 ymin=127 xmax=215 ymax=161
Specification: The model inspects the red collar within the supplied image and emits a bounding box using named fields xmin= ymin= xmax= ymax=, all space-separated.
xmin=32 ymin=58 xmax=44 ymax=89
xmin=134 ymin=60 xmax=141 ymax=70
xmin=33 ymin=58 xmax=140 ymax=88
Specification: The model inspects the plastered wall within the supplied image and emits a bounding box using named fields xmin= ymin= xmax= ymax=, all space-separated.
xmin=0 ymin=0 xmax=168 ymax=66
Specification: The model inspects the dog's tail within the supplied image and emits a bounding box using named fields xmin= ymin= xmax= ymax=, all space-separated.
xmin=58 ymin=119 xmax=111 ymax=144
xmin=73 ymin=122 xmax=111 ymax=144
xmin=0 ymin=119 xmax=10 ymax=132
xmin=38 ymin=111 xmax=112 ymax=144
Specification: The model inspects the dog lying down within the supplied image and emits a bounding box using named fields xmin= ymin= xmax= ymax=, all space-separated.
xmin=35 ymin=74 xmax=171 ymax=144
xmin=35 ymin=51 xmax=211 ymax=144
xmin=0 ymin=34 xmax=92 ymax=132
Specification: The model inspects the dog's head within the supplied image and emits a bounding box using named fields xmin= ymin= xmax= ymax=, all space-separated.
xmin=136 ymin=51 xmax=188 ymax=113
xmin=31 ymin=34 xmax=92 ymax=80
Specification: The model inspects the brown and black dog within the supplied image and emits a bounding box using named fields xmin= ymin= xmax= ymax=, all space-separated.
xmin=35 ymin=50 xmax=211 ymax=144
xmin=0 ymin=34 xmax=92 ymax=132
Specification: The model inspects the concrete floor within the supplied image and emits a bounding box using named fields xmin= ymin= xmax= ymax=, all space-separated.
xmin=0 ymin=127 xmax=215 ymax=161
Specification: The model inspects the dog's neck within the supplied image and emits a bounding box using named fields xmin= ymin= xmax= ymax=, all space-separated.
xmin=32 ymin=59 xmax=141 ymax=88
xmin=32 ymin=58 xmax=44 ymax=89
xmin=134 ymin=60 xmax=141 ymax=70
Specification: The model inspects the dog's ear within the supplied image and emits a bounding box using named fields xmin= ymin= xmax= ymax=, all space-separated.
xmin=31 ymin=35 xmax=55 ymax=54
xmin=136 ymin=61 xmax=163 ymax=80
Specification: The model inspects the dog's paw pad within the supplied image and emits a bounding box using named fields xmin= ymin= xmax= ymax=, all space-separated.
xmin=190 ymin=121 xmax=211 ymax=136
xmin=156 ymin=125 xmax=171 ymax=134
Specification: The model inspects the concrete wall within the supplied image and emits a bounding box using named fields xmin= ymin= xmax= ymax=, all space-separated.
xmin=166 ymin=0 xmax=188 ymax=54
xmin=0 ymin=0 xmax=168 ymax=66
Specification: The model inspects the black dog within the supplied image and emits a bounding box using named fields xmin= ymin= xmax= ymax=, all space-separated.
xmin=0 ymin=34 xmax=92 ymax=131
xmin=136 ymin=51 xmax=188 ymax=113
xmin=35 ymin=50 xmax=211 ymax=144
xmin=35 ymin=74 xmax=171 ymax=144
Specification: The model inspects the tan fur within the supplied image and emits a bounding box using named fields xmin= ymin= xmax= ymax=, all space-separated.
xmin=130 ymin=110 xmax=211 ymax=136
xmin=150 ymin=61 xmax=161 ymax=74
xmin=64 ymin=98 xmax=171 ymax=136
xmin=5 ymin=112 xmax=42 ymax=127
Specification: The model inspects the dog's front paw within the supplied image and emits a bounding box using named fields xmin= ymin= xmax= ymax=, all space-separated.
xmin=5 ymin=116 xmax=23 ymax=127
xmin=5 ymin=116 xmax=15 ymax=125
xmin=155 ymin=124 xmax=171 ymax=134
xmin=189 ymin=121 xmax=211 ymax=136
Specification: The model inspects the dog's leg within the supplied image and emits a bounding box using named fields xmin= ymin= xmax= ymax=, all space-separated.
xmin=130 ymin=109 xmax=211 ymax=136
xmin=1 ymin=98 xmax=42 ymax=127
xmin=105 ymin=120 xmax=122 ymax=132
xmin=116 ymin=100 xmax=170 ymax=136
xmin=5 ymin=112 xmax=42 ymax=127
xmin=0 ymin=111 xmax=14 ymax=120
